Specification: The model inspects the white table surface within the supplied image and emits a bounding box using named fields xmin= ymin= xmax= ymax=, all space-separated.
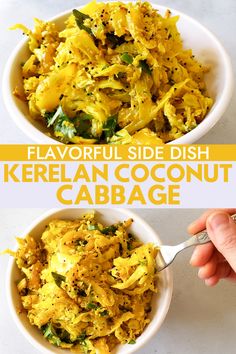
xmin=0 ymin=0 xmax=236 ymax=143
xmin=1 ymin=208 xmax=236 ymax=354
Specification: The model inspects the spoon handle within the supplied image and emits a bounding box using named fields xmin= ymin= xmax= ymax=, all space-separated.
xmin=156 ymin=214 xmax=236 ymax=272
xmin=176 ymin=213 xmax=236 ymax=253
xmin=193 ymin=213 xmax=236 ymax=246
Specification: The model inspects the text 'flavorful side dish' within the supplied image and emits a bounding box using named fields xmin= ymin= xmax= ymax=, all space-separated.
xmin=13 ymin=1 xmax=213 ymax=144
xmin=6 ymin=213 xmax=158 ymax=353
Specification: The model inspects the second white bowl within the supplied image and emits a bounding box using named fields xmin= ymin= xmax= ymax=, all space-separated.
xmin=7 ymin=208 xmax=173 ymax=354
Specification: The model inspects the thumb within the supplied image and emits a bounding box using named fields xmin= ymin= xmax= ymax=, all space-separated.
xmin=206 ymin=212 xmax=236 ymax=273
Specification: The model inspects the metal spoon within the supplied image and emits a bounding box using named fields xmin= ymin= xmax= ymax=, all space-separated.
xmin=156 ymin=213 xmax=236 ymax=272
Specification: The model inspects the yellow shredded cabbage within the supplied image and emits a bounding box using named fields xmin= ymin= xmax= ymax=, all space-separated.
xmin=8 ymin=213 xmax=158 ymax=353
xmin=13 ymin=0 xmax=213 ymax=144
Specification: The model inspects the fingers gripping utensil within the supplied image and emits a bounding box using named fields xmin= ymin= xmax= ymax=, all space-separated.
xmin=156 ymin=214 xmax=236 ymax=272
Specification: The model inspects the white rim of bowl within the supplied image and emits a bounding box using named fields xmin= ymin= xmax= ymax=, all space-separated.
xmin=6 ymin=208 xmax=173 ymax=354
xmin=2 ymin=3 xmax=234 ymax=144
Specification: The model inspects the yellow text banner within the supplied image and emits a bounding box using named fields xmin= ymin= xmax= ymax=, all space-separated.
xmin=0 ymin=144 xmax=236 ymax=161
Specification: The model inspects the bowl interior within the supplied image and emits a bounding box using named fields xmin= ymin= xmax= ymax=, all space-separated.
xmin=4 ymin=4 xmax=232 ymax=143
xmin=8 ymin=208 xmax=173 ymax=354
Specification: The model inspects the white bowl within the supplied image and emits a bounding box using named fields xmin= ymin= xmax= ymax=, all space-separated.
xmin=6 ymin=208 xmax=173 ymax=354
xmin=2 ymin=4 xmax=233 ymax=144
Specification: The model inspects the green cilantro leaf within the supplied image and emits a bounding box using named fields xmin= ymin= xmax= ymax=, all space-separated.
xmin=121 ymin=53 xmax=133 ymax=64
xmin=51 ymin=272 xmax=66 ymax=288
xmin=139 ymin=60 xmax=152 ymax=75
xmin=73 ymin=9 xmax=93 ymax=35
xmin=103 ymin=114 xmax=118 ymax=142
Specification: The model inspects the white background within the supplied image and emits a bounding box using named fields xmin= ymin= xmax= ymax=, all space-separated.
xmin=1 ymin=208 xmax=236 ymax=354
xmin=0 ymin=0 xmax=236 ymax=143
xmin=1 ymin=160 xmax=236 ymax=208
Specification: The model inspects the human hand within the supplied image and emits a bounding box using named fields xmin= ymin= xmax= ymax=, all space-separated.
xmin=188 ymin=209 xmax=236 ymax=286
